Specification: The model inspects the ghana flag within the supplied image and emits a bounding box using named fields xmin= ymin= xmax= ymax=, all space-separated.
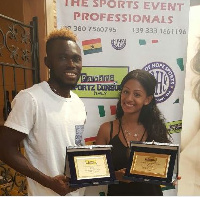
xmin=84 ymin=136 xmax=96 ymax=145
xmin=82 ymin=38 xmax=102 ymax=55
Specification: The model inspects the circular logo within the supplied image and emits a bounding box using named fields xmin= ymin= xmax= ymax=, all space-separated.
xmin=143 ymin=62 xmax=176 ymax=103
xmin=111 ymin=39 xmax=126 ymax=50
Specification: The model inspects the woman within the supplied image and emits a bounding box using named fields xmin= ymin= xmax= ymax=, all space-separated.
xmin=178 ymin=42 xmax=200 ymax=195
xmin=96 ymin=69 xmax=171 ymax=196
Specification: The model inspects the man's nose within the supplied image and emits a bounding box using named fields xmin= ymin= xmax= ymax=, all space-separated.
xmin=67 ymin=59 xmax=75 ymax=67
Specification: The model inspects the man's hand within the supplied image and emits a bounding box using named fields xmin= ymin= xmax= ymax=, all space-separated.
xmin=48 ymin=175 xmax=78 ymax=196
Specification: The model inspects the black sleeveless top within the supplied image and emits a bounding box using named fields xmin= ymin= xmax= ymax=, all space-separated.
xmin=108 ymin=121 xmax=163 ymax=196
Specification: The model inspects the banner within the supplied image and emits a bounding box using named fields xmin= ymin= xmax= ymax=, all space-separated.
xmin=56 ymin=0 xmax=189 ymax=195
xmin=73 ymin=66 xmax=128 ymax=98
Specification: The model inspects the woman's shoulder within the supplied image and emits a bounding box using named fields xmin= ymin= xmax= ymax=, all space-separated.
xmin=100 ymin=119 xmax=118 ymax=128
xmin=99 ymin=120 xmax=112 ymax=130
xmin=98 ymin=119 xmax=118 ymax=137
xmin=96 ymin=119 xmax=120 ymax=145
xmin=96 ymin=120 xmax=114 ymax=145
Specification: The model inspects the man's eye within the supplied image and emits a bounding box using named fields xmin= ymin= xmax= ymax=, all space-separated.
xmin=73 ymin=56 xmax=82 ymax=62
xmin=59 ymin=56 xmax=66 ymax=60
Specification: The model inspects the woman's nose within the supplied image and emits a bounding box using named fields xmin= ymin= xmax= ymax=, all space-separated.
xmin=126 ymin=93 xmax=134 ymax=101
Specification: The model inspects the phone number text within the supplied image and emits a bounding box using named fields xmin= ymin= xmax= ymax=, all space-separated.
xmin=65 ymin=25 xmax=117 ymax=33
xmin=133 ymin=27 xmax=187 ymax=35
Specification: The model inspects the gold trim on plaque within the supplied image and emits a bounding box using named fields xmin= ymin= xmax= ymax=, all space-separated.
xmin=74 ymin=154 xmax=110 ymax=180
xmin=130 ymin=152 xmax=170 ymax=178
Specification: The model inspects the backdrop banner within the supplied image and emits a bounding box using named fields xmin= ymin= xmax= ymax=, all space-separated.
xmin=56 ymin=0 xmax=189 ymax=195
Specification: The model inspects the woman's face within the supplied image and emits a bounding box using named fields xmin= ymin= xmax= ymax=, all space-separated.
xmin=121 ymin=79 xmax=152 ymax=114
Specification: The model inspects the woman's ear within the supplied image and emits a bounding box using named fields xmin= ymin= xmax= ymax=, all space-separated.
xmin=144 ymin=95 xmax=153 ymax=105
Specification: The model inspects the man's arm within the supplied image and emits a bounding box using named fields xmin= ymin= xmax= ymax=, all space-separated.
xmin=0 ymin=126 xmax=71 ymax=195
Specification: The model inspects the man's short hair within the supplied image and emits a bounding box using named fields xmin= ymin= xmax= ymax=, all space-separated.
xmin=46 ymin=28 xmax=78 ymax=54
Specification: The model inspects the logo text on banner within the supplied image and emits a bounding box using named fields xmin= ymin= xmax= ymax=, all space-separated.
xmin=143 ymin=62 xmax=176 ymax=103
xmin=73 ymin=66 xmax=129 ymax=98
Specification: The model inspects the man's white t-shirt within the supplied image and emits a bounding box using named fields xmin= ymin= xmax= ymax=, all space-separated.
xmin=5 ymin=81 xmax=87 ymax=196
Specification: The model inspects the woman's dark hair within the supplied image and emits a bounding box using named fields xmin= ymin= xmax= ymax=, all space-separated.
xmin=116 ymin=69 xmax=171 ymax=143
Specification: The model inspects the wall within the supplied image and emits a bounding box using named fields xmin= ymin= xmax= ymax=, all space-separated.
xmin=0 ymin=0 xmax=48 ymax=82
xmin=0 ymin=0 xmax=48 ymax=125
xmin=23 ymin=0 xmax=48 ymax=81
xmin=0 ymin=0 xmax=24 ymax=21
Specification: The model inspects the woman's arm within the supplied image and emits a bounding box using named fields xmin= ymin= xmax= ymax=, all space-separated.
xmin=95 ymin=122 xmax=110 ymax=145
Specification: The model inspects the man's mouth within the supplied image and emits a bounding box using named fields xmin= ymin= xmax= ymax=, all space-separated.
xmin=65 ymin=72 xmax=77 ymax=78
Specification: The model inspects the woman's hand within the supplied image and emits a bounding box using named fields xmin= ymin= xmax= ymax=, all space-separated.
xmin=172 ymin=176 xmax=181 ymax=186
xmin=115 ymin=168 xmax=131 ymax=183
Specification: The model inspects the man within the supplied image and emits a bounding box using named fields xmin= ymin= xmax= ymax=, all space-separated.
xmin=0 ymin=28 xmax=86 ymax=195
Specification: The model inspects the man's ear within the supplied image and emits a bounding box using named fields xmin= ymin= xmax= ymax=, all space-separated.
xmin=144 ymin=95 xmax=153 ymax=105
xmin=44 ymin=56 xmax=51 ymax=69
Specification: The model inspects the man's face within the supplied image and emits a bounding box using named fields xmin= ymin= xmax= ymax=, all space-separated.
xmin=45 ymin=39 xmax=82 ymax=88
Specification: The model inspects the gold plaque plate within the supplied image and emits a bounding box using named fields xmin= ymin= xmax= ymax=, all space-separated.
xmin=74 ymin=154 xmax=110 ymax=180
xmin=130 ymin=152 xmax=170 ymax=178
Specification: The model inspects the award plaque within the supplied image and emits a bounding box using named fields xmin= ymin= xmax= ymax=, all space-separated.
xmin=124 ymin=141 xmax=179 ymax=186
xmin=65 ymin=145 xmax=118 ymax=187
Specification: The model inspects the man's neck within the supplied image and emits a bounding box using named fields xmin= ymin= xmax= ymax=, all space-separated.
xmin=47 ymin=80 xmax=71 ymax=98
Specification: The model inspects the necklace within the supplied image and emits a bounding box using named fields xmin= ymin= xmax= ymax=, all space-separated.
xmin=50 ymin=86 xmax=62 ymax=97
xmin=48 ymin=82 xmax=70 ymax=98
xmin=124 ymin=130 xmax=140 ymax=140
xmin=120 ymin=119 xmax=146 ymax=147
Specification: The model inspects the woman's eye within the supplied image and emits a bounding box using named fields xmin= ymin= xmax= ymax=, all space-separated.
xmin=123 ymin=90 xmax=128 ymax=94
xmin=134 ymin=93 xmax=141 ymax=97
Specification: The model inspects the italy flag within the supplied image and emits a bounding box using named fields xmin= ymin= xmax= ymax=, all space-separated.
xmin=82 ymin=38 xmax=103 ymax=55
